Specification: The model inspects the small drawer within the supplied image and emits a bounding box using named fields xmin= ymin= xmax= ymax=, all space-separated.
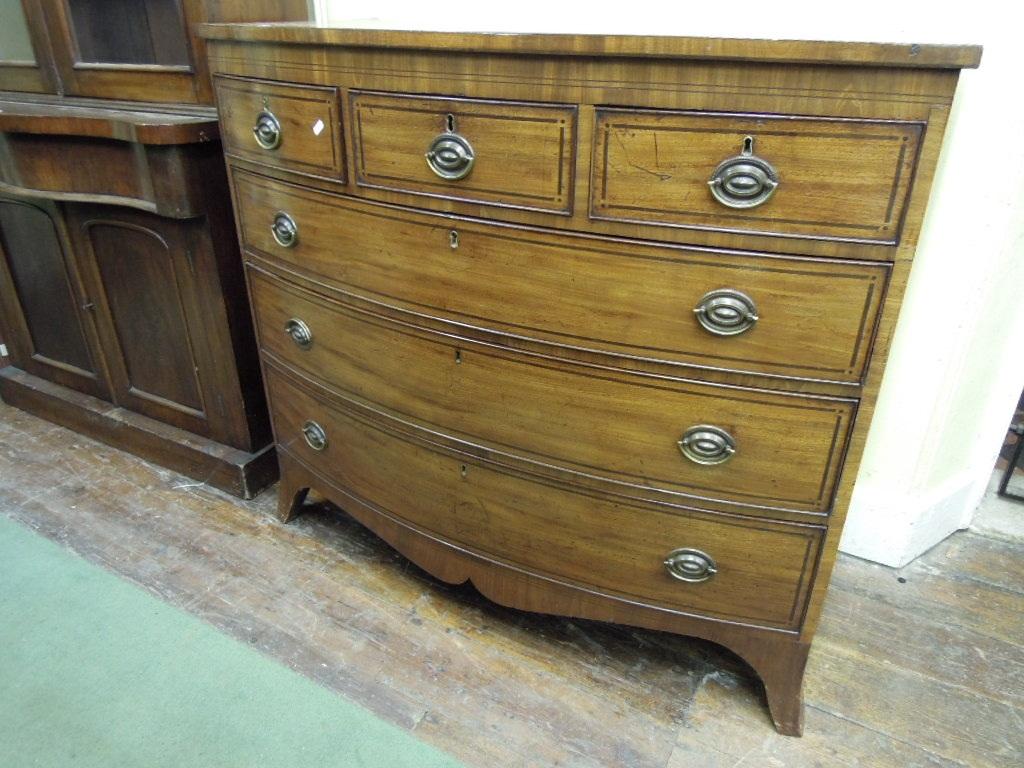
xmin=264 ymin=363 xmax=822 ymax=630
xmin=250 ymin=270 xmax=856 ymax=517
xmin=592 ymin=109 xmax=923 ymax=245
xmin=235 ymin=170 xmax=888 ymax=384
xmin=350 ymin=90 xmax=576 ymax=214
xmin=215 ymin=75 xmax=344 ymax=178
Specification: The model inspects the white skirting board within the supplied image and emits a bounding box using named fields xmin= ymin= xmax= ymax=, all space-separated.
xmin=838 ymin=468 xmax=992 ymax=567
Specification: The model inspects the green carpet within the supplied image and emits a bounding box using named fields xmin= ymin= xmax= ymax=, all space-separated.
xmin=0 ymin=514 xmax=463 ymax=768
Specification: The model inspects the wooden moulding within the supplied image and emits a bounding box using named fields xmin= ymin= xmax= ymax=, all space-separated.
xmin=0 ymin=93 xmax=223 ymax=218
xmin=276 ymin=448 xmax=813 ymax=736
xmin=0 ymin=367 xmax=277 ymax=499
xmin=197 ymin=24 xmax=982 ymax=70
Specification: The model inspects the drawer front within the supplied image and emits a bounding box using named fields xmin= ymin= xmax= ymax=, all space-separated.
xmin=351 ymin=91 xmax=576 ymax=213
xmin=592 ymin=109 xmax=923 ymax=245
xmin=265 ymin=364 xmax=822 ymax=629
xmin=251 ymin=270 xmax=855 ymax=515
xmin=236 ymin=171 xmax=888 ymax=384
xmin=215 ymin=76 xmax=344 ymax=178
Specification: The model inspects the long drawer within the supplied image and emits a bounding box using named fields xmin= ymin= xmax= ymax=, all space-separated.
xmin=264 ymin=362 xmax=823 ymax=630
xmin=250 ymin=269 xmax=856 ymax=516
xmin=235 ymin=170 xmax=889 ymax=384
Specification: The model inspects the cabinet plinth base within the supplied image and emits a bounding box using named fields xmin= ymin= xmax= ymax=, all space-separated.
xmin=273 ymin=448 xmax=810 ymax=736
xmin=0 ymin=367 xmax=277 ymax=499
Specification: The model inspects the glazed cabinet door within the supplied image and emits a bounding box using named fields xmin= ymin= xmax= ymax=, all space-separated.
xmin=64 ymin=204 xmax=245 ymax=442
xmin=0 ymin=0 xmax=57 ymax=93
xmin=0 ymin=196 xmax=110 ymax=399
xmin=37 ymin=0 xmax=201 ymax=103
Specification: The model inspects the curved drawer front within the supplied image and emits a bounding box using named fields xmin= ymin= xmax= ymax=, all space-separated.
xmin=215 ymin=75 xmax=344 ymax=179
xmin=265 ymin=363 xmax=822 ymax=630
xmin=350 ymin=91 xmax=576 ymax=214
xmin=235 ymin=171 xmax=888 ymax=384
xmin=592 ymin=109 xmax=923 ymax=245
xmin=250 ymin=270 xmax=855 ymax=515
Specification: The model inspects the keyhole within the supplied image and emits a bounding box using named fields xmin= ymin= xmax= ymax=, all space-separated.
xmin=454 ymin=349 xmax=462 ymax=364
xmin=445 ymin=113 xmax=456 ymax=132
xmin=742 ymin=135 xmax=754 ymax=155
xmin=449 ymin=230 xmax=459 ymax=249
xmin=460 ymin=464 xmax=468 ymax=478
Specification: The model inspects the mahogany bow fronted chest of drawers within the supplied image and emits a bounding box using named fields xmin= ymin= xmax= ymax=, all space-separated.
xmin=199 ymin=23 xmax=981 ymax=734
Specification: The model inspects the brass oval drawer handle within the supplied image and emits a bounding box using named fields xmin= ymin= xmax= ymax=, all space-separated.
xmin=708 ymin=135 xmax=778 ymax=209
xmin=253 ymin=109 xmax=282 ymax=150
xmin=693 ymin=289 xmax=759 ymax=336
xmin=283 ymin=318 xmax=312 ymax=349
xmin=425 ymin=113 xmax=475 ymax=180
xmin=664 ymin=548 xmax=717 ymax=583
xmin=271 ymin=211 xmax=298 ymax=248
xmin=678 ymin=425 xmax=736 ymax=465
xmin=301 ymin=420 xmax=327 ymax=452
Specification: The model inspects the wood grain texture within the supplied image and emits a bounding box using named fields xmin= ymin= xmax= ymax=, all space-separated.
xmin=198 ymin=24 xmax=982 ymax=69
xmin=215 ymin=75 xmax=344 ymax=178
xmin=207 ymin=27 xmax=977 ymax=734
xmin=234 ymin=171 xmax=889 ymax=386
xmin=205 ymin=38 xmax=963 ymax=260
xmin=250 ymin=269 xmax=855 ymax=518
xmin=350 ymin=91 xmax=576 ymax=214
xmin=265 ymin=364 xmax=822 ymax=630
xmin=0 ymin=367 xmax=276 ymax=498
xmin=2 ymin=400 xmax=1019 ymax=766
xmin=591 ymin=109 xmax=922 ymax=245
xmin=0 ymin=93 xmax=219 ymax=145
xmin=0 ymin=195 xmax=110 ymax=401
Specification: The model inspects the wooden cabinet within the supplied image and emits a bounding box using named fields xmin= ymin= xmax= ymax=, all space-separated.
xmin=0 ymin=0 xmax=310 ymax=103
xmin=0 ymin=122 xmax=275 ymax=496
xmin=202 ymin=23 xmax=979 ymax=734
xmin=0 ymin=196 xmax=108 ymax=399
xmin=0 ymin=1 xmax=311 ymax=495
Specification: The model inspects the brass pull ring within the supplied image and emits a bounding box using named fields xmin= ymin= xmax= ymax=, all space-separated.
xmin=693 ymin=289 xmax=759 ymax=336
xmin=301 ymin=420 xmax=327 ymax=452
xmin=678 ymin=425 xmax=736 ymax=466
xmin=284 ymin=318 xmax=312 ymax=349
xmin=426 ymin=113 xmax=475 ymax=180
xmin=664 ymin=548 xmax=718 ymax=583
xmin=708 ymin=136 xmax=778 ymax=209
xmin=253 ymin=109 xmax=282 ymax=150
xmin=271 ymin=211 xmax=298 ymax=248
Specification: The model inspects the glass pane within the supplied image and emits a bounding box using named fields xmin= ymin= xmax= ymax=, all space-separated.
xmin=66 ymin=0 xmax=190 ymax=66
xmin=0 ymin=0 xmax=36 ymax=62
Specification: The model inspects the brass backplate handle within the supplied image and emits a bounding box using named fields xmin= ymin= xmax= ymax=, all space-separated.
xmin=253 ymin=109 xmax=282 ymax=150
xmin=678 ymin=425 xmax=736 ymax=465
xmin=302 ymin=420 xmax=327 ymax=452
xmin=708 ymin=135 xmax=778 ymax=209
xmin=693 ymin=289 xmax=759 ymax=336
xmin=664 ymin=548 xmax=718 ymax=583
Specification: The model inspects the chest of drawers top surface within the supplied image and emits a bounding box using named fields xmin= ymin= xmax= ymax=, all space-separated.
xmin=200 ymin=23 xmax=978 ymax=736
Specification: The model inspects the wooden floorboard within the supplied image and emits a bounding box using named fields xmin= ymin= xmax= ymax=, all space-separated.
xmin=1 ymin=399 xmax=1021 ymax=767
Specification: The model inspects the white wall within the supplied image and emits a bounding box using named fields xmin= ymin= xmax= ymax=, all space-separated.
xmin=316 ymin=1 xmax=1024 ymax=566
